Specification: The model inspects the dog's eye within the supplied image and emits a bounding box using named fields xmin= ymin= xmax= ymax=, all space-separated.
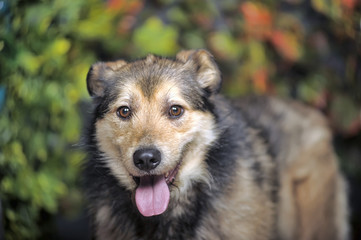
xmin=117 ymin=106 xmax=131 ymax=119
xmin=169 ymin=105 xmax=184 ymax=118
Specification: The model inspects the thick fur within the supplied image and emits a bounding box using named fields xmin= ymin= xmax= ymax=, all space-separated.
xmin=83 ymin=50 xmax=349 ymax=240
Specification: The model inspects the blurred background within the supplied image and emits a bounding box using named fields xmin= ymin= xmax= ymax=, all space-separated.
xmin=0 ymin=0 xmax=360 ymax=239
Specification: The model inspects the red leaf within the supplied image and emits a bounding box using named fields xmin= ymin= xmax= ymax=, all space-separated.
xmin=270 ymin=30 xmax=301 ymax=62
xmin=252 ymin=68 xmax=268 ymax=93
xmin=240 ymin=2 xmax=273 ymax=40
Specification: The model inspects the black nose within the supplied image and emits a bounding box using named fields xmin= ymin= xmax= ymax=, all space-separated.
xmin=133 ymin=148 xmax=161 ymax=171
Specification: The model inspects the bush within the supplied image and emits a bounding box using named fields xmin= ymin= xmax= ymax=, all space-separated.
xmin=0 ymin=0 xmax=122 ymax=238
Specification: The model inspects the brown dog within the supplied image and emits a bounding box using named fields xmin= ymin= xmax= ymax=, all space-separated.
xmin=83 ymin=49 xmax=349 ymax=239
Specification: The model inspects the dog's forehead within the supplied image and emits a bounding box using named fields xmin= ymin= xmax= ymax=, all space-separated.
xmin=114 ymin=79 xmax=183 ymax=105
xmin=113 ymin=60 xmax=196 ymax=96
xmin=102 ymin=57 xmax=208 ymax=112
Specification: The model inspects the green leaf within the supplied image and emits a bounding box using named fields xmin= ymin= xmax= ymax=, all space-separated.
xmin=133 ymin=17 xmax=179 ymax=56
xmin=16 ymin=51 xmax=42 ymax=74
xmin=208 ymin=31 xmax=242 ymax=60
xmin=311 ymin=0 xmax=342 ymax=19
xmin=331 ymin=94 xmax=360 ymax=131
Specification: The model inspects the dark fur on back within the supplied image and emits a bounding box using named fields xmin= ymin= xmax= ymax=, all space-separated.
xmin=83 ymin=50 xmax=349 ymax=240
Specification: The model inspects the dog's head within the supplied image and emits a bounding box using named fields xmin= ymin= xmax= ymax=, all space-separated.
xmin=87 ymin=50 xmax=221 ymax=217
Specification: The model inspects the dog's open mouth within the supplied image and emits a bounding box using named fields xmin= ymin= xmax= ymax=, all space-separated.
xmin=134 ymin=162 xmax=181 ymax=217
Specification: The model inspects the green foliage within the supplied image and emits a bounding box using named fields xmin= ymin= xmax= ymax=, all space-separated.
xmin=134 ymin=17 xmax=179 ymax=56
xmin=0 ymin=0 xmax=360 ymax=238
xmin=1 ymin=0 xmax=103 ymax=238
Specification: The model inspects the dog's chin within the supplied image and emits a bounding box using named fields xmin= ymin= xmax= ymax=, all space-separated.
xmin=130 ymin=161 xmax=182 ymax=217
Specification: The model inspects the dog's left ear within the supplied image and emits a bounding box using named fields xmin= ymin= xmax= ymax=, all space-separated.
xmin=177 ymin=49 xmax=221 ymax=94
xmin=86 ymin=60 xmax=127 ymax=98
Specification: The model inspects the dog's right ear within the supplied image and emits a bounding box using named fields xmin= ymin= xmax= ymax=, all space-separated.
xmin=86 ymin=60 xmax=127 ymax=98
xmin=176 ymin=49 xmax=221 ymax=94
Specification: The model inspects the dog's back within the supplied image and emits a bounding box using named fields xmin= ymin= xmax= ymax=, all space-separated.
xmin=236 ymin=96 xmax=349 ymax=240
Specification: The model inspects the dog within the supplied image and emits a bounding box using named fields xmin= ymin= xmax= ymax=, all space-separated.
xmin=83 ymin=49 xmax=349 ymax=239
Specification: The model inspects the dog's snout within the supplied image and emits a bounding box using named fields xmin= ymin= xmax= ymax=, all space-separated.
xmin=133 ymin=148 xmax=161 ymax=171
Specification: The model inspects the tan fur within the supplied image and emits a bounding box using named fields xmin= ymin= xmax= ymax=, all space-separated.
xmin=203 ymin=168 xmax=274 ymax=239
xmin=176 ymin=49 xmax=221 ymax=92
xmin=194 ymin=127 xmax=276 ymax=239
xmin=265 ymin=98 xmax=349 ymax=240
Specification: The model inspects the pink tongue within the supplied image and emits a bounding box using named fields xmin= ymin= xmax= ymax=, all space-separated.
xmin=135 ymin=175 xmax=170 ymax=217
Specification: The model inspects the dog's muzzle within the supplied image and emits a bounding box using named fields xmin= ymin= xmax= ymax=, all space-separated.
xmin=132 ymin=147 xmax=181 ymax=217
